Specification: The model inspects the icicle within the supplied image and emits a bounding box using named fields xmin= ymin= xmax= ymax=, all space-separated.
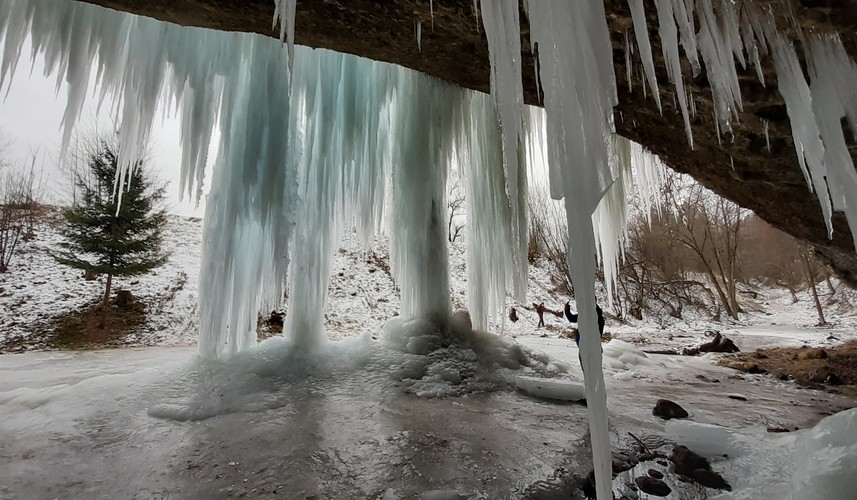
xmin=697 ymin=0 xmax=743 ymax=134
xmin=740 ymin=7 xmax=765 ymax=86
xmin=528 ymin=1 xmax=617 ymax=497
xmin=593 ymin=136 xmax=632 ymax=307
xmin=430 ymin=0 xmax=434 ymax=30
xmin=416 ymin=20 xmax=422 ymax=52
xmin=624 ymin=29 xmax=632 ymax=92
xmin=480 ymin=0 xmax=528 ymax=312
xmin=627 ymin=0 xmax=661 ymax=111
xmin=631 ymin=141 xmax=667 ymax=224
xmin=459 ymin=94 xmax=516 ymax=330
xmin=670 ymin=0 xmax=700 ymax=75
xmin=765 ymin=26 xmax=833 ymax=237
xmin=807 ymin=35 xmax=857 ymax=249
xmin=763 ymin=119 xmax=770 ymax=152
xmin=272 ymin=0 xmax=297 ymax=70
xmin=654 ymin=0 xmax=693 ymax=148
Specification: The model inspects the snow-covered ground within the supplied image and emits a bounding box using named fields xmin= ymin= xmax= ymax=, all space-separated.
xmin=1 ymin=214 xmax=856 ymax=498
xmin=5 ymin=213 xmax=856 ymax=355
xmin=0 ymin=327 xmax=853 ymax=499
xmin=0 ymin=211 xmax=201 ymax=349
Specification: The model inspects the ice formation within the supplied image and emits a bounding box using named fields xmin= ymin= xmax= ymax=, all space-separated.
xmin=628 ymin=0 xmax=661 ymax=112
xmin=4 ymin=0 xmax=857 ymax=497
xmin=654 ymin=0 xmax=693 ymax=148
xmin=457 ymin=0 xmax=529 ymax=331
xmin=525 ymin=2 xmax=618 ymax=497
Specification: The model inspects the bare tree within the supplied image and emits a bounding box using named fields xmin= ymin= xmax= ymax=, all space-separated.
xmin=802 ymin=251 xmax=827 ymax=326
xmin=447 ymin=172 xmax=465 ymax=242
xmin=0 ymin=142 xmax=45 ymax=272
xmin=742 ymin=216 xmax=831 ymax=322
xmin=616 ymin=208 xmax=715 ymax=321
xmin=657 ymin=174 xmax=747 ymax=319
xmin=527 ymin=185 xmax=574 ymax=295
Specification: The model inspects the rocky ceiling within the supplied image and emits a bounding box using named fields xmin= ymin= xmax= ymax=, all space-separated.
xmin=76 ymin=0 xmax=857 ymax=283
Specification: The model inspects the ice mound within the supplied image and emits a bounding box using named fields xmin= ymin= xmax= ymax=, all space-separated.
xmin=790 ymin=408 xmax=857 ymax=499
xmin=707 ymin=408 xmax=857 ymax=500
xmin=602 ymin=339 xmax=660 ymax=379
xmin=515 ymin=376 xmax=586 ymax=402
xmin=382 ymin=310 xmax=569 ymax=398
xmin=665 ymin=420 xmax=753 ymax=458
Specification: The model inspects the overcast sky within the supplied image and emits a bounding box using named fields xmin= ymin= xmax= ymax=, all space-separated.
xmin=0 ymin=39 xmax=209 ymax=217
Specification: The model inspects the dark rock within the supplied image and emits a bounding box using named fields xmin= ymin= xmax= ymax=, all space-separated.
xmin=114 ymin=289 xmax=136 ymax=308
xmin=825 ymin=373 xmax=844 ymax=385
xmin=767 ymin=427 xmax=792 ymax=433
xmin=723 ymin=361 xmax=767 ymax=374
xmin=267 ymin=310 xmax=284 ymax=327
xmin=634 ymin=476 xmax=671 ymax=497
xmin=727 ymin=394 xmax=748 ymax=401
xmin=697 ymin=332 xmax=741 ymax=353
xmin=647 ymin=469 xmax=664 ymax=479
xmin=692 ymin=468 xmax=731 ymax=490
xmin=810 ymin=367 xmax=834 ymax=384
xmin=670 ymin=445 xmax=710 ymax=477
xmin=653 ymin=399 xmax=689 ymax=420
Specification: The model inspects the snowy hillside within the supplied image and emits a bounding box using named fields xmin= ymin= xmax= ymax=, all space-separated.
xmin=2 ymin=212 xmax=856 ymax=353
xmin=0 ymin=211 xmax=202 ymax=350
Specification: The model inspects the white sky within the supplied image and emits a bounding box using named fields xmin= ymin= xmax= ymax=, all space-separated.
xmin=0 ymin=39 xmax=210 ymax=217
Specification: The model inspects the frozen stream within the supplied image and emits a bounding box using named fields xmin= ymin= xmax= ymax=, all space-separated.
xmin=0 ymin=337 xmax=853 ymax=499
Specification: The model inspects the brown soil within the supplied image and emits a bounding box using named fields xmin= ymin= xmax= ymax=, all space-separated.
xmin=718 ymin=341 xmax=857 ymax=396
xmin=0 ymin=295 xmax=149 ymax=352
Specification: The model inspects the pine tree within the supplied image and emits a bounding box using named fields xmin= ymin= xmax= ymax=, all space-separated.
xmin=53 ymin=142 xmax=169 ymax=329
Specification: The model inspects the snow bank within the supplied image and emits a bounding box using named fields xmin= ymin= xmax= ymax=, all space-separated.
xmin=705 ymin=408 xmax=857 ymax=500
xmin=515 ymin=376 xmax=586 ymax=402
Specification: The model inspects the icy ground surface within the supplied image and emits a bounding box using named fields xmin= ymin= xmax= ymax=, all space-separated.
xmin=1 ymin=330 xmax=853 ymax=499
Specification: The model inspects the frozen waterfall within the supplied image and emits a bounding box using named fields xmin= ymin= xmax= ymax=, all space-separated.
xmin=4 ymin=0 xmax=857 ymax=498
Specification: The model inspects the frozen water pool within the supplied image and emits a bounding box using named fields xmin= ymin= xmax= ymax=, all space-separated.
xmin=0 ymin=342 xmax=594 ymax=499
xmin=0 ymin=336 xmax=854 ymax=499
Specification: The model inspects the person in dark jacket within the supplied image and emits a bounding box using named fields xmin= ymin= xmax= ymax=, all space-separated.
xmin=565 ymin=301 xmax=605 ymax=373
xmin=564 ymin=302 xmax=605 ymax=336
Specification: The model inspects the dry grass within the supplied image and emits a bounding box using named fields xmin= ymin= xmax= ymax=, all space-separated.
xmin=718 ymin=341 xmax=857 ymax=395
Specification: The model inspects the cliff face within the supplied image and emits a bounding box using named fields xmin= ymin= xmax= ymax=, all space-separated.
xmin=77 ymin=0 xmax=857 ymax=282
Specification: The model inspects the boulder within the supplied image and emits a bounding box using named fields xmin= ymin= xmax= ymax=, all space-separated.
xmin=671 ymin=445 xmax=731 ymax=490
xmin=670 ymin=445 xmax=710 ymax=477
xmin=114 ymin=289 xmax=136 ymax=308
xmin=634 ymin=476 xmax=671 ymax=497
xmin=653 ymin=399 xmax=689 ymax=420
xmin=693 ymin=468 xmax=731 ymax=490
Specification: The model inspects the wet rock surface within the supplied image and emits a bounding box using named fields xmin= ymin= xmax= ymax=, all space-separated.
xmin=652 ymin=399 xmax=689 ymax=420
xmin=670 ymin=445 xmax=731 ymax=491
xmin=634 ymin=475 xmax=672 ymax=496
